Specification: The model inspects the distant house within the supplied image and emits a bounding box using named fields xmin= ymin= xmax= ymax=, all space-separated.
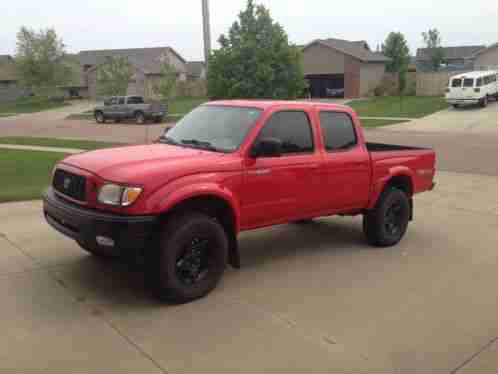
xmin=415 ymin=45 xmax=485 ymax=71
xmin=0 ymin=55 xmax=18 ymax=89
xmin=186 ymin=61 xmax=207 ymax=81
xmin=473 ymin=43 xmax=498 ymax=70
xmin=59 ymin=47 xmax=190 ymax=100
xmin=301 ymin=38 xmax=389 ymax=98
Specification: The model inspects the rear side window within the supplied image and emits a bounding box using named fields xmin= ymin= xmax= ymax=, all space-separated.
xmin=118 ymin=97 xmax=125 ymax=104
xmin=451 ymin=79 xmax=462 ymax=87
xmin=128 ymin=96 xmax=144 ymax=104
xmin=319 ymin=111 xmax=357 ymax=151
xmin=463 ymin=78 xmax=474 ymax=87
xmin=256 ymin=111 xmax=314 ymax=154
xmin=476 ymin=78 xmax=483 ymax=87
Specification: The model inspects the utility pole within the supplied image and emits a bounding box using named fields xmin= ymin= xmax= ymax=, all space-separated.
xmin=202 ymin=0 xmax=212 ymax=70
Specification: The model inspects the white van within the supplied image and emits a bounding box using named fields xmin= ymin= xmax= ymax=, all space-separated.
xmin=445 ymin=71 xmax=498 ymax=108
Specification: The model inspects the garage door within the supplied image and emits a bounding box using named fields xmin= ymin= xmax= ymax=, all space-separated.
xmin=306 ymin=74 xmax=344 ymax=98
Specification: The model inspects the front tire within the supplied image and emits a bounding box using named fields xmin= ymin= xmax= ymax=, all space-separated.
xmin=480 ymin=96 xmax=488 ymax=108
xmin=452 ymin=104 xmax=459 ymax=109
xmin=363 ymin=188 xmax=410 ymax=247
xmin=135 ymin=111 xmax=146 ymax=124
xmin=146 ymin=212 xmax=228 ymax=303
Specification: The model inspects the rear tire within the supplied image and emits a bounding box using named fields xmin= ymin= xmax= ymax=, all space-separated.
xmin=146 ymin=212 xmax=228 ymax=303
xmin=452 ymin=104 xmax=459 ymax=109
xmin=95 ymin=111 xmax=106 ymax=124
xmin=363 ymin=188 xmax=410 ymax=247
xmin=154 ymin=116 xmax=163 ymax=124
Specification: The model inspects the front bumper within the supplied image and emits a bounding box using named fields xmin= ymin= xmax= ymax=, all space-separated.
xmin=446 ymin=98 xmax=479 ymax=105
xmin=43 ymin=188 xmax=156 ymax=255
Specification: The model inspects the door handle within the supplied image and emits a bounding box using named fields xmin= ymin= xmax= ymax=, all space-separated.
xmin=248 ymin=168 xmax=271 ymax=176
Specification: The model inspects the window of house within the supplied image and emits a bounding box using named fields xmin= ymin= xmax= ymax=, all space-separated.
xmin=255 ymin=111 xmax=314 ymax=155
xmin=319 ymin=111 xmax=357 ymax=151
xmin=463 ymin=78 xmax=474 ymax=87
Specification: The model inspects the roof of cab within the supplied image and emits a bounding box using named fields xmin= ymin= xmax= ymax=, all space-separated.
xmin=205 ymin=99 xmax=352 ymax=112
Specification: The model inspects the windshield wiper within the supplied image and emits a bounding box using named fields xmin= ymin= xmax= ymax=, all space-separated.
xmin=180 ymin=139 xmax=223 ymax=152
xmin=158 ymin=135 xmax=178 ymax=145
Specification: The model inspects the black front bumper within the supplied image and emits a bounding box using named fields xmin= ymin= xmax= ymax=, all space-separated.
xmin=43 ymin=188 xmax=156 ymax=255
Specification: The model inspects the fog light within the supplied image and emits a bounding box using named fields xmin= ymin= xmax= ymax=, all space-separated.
xmin=96 ymin=236 xmax=115 ymax=247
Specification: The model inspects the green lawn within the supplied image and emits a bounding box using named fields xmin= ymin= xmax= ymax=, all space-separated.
xmin=0 ymin=137 xmax=123 ymax=150
xmin=0 ymin=97 xmax=69 ymax=116
xmin=0 ymin=149 xmax=67 ymax=203
xmin=168 ymin=97 xmax=208 ymax=115
xmin=348 ymin=96 xmax=449 ymax=119
xmin=360 ymin=119 xmax=409 ymax=128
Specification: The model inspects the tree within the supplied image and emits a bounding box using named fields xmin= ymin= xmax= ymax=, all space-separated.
xmin=382 ymin=32 xmax=410 ymax=93
xmin=207 ymin=0 xmax=306 ymax=99
xmin=96 ymin=56 xmax=133 ymax=97
xmin=422 ymin=28 xmax=445 ymax=71
xmin=153 ymin=58 xmax=177 ymax=101
xmin=15 ymin=27 xmax=73 ymax=93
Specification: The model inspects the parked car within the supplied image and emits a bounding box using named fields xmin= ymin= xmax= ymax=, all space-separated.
xmin=445 ymin=70 xmax=498 ymax=108
xmin=94 ymin=96 xmax=167 ymax=124
xmin=43 ymin=100 xmax=436 ymax=303
xmin=326 ymin=87 xmax=345 ymax=98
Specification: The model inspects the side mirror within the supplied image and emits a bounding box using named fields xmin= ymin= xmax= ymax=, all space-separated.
xmin=251 ymin=137 xmax=283 ymax=158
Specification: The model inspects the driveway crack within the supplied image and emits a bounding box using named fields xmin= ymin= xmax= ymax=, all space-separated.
xmin=450 ymin=335 xmax=498 ymax=374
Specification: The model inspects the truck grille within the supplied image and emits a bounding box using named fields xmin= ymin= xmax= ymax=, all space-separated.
xmin=53 ymin=169 xmax=87 ymax=202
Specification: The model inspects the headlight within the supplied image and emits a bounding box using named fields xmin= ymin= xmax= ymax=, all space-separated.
xmin=98 ymin=184 xmax=143 ymax=206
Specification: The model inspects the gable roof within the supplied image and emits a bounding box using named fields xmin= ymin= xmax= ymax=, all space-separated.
xmin=186 ymin=61 xmax=206 ymax=78
xmin=416 ymin=45 xmax=485 ymax=61
xmin=78 ymin=47 xmax=186 ymax=75
xmin=472 ymin=43 xmax=498 ymax=57
xmin=303 ymin=38 xmax=389 ymax=63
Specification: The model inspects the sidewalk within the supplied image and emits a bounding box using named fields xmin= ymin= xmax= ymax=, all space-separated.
xmin=0 ymin=144 xmax=83 ymax=154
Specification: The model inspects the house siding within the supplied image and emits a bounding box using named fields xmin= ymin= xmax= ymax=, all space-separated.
xmin=359 ymin=62 xmax=386 ymax=96
xmin=344 ymin=55 xmax=360 ymax=98
xmin=302 ymin=44 xmax=345 ymax=75
xmin=475 ymin=47 xmax=498 ymax=69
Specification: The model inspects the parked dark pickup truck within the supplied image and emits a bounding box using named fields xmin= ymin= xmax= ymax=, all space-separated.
xmin=94 ymin=96 xmax=167 ymax=124
xmin=44 ymin=100 xmax=436 ymax=303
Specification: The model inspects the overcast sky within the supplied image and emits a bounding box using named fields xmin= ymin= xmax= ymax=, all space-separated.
xmin=1 ymin=0 xmax=497 ymax=60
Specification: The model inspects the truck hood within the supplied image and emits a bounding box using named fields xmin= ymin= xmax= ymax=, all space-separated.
xmin=61 ymin=144 xmax=231 ymax=184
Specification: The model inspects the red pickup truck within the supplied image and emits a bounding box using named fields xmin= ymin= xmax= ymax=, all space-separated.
xmin=43 ymin=100 xmax=436 ymax=303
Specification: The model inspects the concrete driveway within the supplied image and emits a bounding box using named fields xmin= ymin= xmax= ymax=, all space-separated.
xmin=381 ymin=98 xmax=498 ymax=133
xmin=1 ymin=170 xmax=498 ymax=374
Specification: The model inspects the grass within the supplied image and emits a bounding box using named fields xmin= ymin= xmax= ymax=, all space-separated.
xmin=348 ymin=96 xmax=449 ymax=119
xmin=168 ymin=97 xmax=208 ymax=115
xmin=0 ymin=137 xmax=123 ymax=150
xmin=0 ymin=149 xmax=67 ymax=203
xmin=360 ymin=119 xmax=409 ymax=128
xmin=0 ymin=97 xmax=69 ymax=116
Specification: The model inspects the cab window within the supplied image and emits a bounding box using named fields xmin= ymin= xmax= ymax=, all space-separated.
xmin=319 ymin=111 xmax=357 ymax=151
xmin=255 ymin=111 xmax=314 ymax=155
xmin=451 ymin=79 xmax=462 ymax=87
xmin=118 ymin=97 xmax=125 ymax=105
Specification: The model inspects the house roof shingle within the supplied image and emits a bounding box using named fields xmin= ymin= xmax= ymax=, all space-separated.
xmin=304 ymin=38 xmax=389 ymax=63
xmin=416 ymin=45 xmax=485 ymax=61
xmin=78 ymin=47 xmax=186 ymax=75
xmin=472 ymin=42 xmax=498 ymax=57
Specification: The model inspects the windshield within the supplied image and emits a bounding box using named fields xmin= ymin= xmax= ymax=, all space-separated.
xmin=160 ymin=105 xmax=262 ymax=152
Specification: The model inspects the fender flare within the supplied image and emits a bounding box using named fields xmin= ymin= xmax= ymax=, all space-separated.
xmin=368 ymin=167 xmax=414 ymax=210
xmin=150 ymin=183 xmax=242 ymax=233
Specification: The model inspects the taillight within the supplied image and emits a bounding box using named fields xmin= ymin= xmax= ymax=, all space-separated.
xmin=474 ymin=88 xmax=480 ymax=93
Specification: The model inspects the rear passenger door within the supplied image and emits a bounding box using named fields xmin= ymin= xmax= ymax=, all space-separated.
xmin=318 ymin=111 xmax=370 ymax=211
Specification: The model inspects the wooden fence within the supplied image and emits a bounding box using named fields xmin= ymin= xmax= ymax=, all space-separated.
xmin=416 ymin=70 xmax=470 ymax=96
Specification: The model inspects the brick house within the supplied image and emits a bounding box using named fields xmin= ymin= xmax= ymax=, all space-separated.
xmin=301 ymin=38 xmax=389 ymax=98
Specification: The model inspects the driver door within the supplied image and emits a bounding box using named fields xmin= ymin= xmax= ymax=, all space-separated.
xmin=240 ymin=110 xmax=321 ymax=229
